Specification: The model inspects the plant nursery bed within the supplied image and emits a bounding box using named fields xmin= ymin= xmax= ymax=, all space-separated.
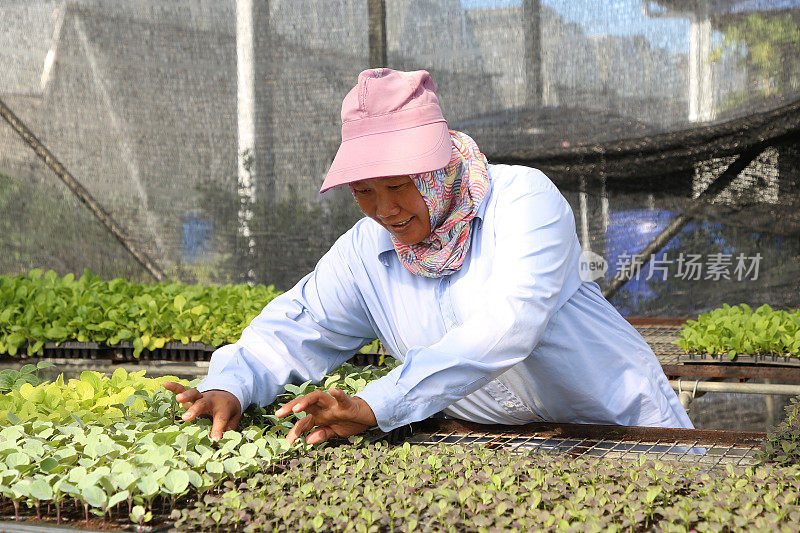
xmin=628 ymin=319 xmax=800 ymax=369
xmin=41 ymin=343 xmax=106 ymax=360
xmin=0 ymin=362 xmax=795 ymax=533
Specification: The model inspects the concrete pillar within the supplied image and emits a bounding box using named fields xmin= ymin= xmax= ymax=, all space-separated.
xmin=688 ymin=0 xmax=713 ymax=122
xmin=524 ymin=0 xmax=542 ymax=108
xmin=236 ymin=0 xmax=273 ymax=283
xmin=368 ymin=0 xmax=387 ymax=68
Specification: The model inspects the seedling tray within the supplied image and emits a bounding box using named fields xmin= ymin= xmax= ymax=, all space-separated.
xmin=374 ymin=419 xmax=766 ymax=467
xmin=682 ymin=352 xmax=800 ymax=367
xmin=41 ymin=342 xmax=105 ymax=359
xmin=347 ymin=352 xmax=382 ymax=366
xmin=107 ymin=341 xmax=215 ymax=362
xmin=18 ymin=342 xmax=216 ymax=362
xmin=15 ymin=343 xmax=382 ymax=368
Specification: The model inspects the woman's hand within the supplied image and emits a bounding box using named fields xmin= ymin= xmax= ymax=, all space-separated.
xmin=276 ymin=388 xmax=377 ymax=444
xmin=163 ymin=382 xmax=242 ymax=441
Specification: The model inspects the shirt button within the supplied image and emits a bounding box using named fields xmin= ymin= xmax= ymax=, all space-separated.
xmin=504 ymin=401 xmax=516 ymax=409
xmin=390 ymin=418 xmax=397 ymax=425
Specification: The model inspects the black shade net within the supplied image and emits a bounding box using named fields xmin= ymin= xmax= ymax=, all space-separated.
xmin=0 ymin=0 xmax=798 ymax=317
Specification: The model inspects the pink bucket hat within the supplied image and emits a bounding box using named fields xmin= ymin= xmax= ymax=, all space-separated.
xmin=319 ymin=68 xmax=452 ymax=193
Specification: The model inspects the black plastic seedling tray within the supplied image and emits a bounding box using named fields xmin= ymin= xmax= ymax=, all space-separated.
xmin=682 ymin=352 xmax=800 ymax=367
xmin=107 ymin=342 xmax=215 ymax=362
xmin=23 ymin=342 xmax=216 ymax=363
xmin=15 ymin=342 xmax=383 ymax=367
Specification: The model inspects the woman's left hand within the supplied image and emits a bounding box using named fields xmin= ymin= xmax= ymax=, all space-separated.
xmin=275 ymin=388 xmax=378 ymax=444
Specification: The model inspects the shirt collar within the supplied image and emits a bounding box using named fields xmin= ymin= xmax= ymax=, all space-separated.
xmin=376 ymin=180 xmax=492 ymax=267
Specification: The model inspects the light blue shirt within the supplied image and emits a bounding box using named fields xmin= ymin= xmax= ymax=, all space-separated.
xmin=198 ymin=165 xmax=693 ymax=431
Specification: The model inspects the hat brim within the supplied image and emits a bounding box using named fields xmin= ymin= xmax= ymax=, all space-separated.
xmin=320 ymin=122 xmax=451 ymax=193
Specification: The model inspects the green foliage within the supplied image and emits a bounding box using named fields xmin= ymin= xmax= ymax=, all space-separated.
xmin=676 ymin=303 xmax=800 ymax=358
xmin=1 ymin=362 xmax=799 ymax=531
xmin=710 ymin=13 xmax=800 ymax=98
xmin=0 ymin=361 xmax=54 ymax=393
xmin=0 ymin=269 xmax=283 ymax=357
xmin=0 ymin=362 xmax=392 ymax=526
xmin=0 ymin=368 xmax=175 ymax=425
xmin=760 ymin=396 xmax=800 ymax=466
xmin=171 ymin=443 xmax=800 ymax=532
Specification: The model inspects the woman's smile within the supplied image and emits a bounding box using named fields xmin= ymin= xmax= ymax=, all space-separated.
xmin=386 ymin=216 xmax=414 ymax=232
xmin=351 ymin=176 xmax=432 ymax=245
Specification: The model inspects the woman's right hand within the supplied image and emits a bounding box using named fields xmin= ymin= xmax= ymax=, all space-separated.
xmin=163 ymin=382 xmax=242 ymax=441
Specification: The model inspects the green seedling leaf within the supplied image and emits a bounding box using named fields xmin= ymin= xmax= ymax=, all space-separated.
xmin=108 ymin=490 xmax=129 ymax=509
xmin=81 ymin=485 xmax=107 ymax=509
xmin=186 ymin=470 xmax=204 ymax=489
xmin=39 ymin=457 xmax=59 ymax=473
xmin=174 ymin=294 xmax=187 ymax=313
xmin=29 ymin=478 xmax=53 ymax=501
xmin=0 ymin=370 xmax=18 ymax=391
xmin=137 ymin=476 xmax=160 ymax=498
xmin=239 ymin=442 xmax=258 ymax=459
xmin=206 ymin=461 xmax=224 ymax=475
xmin=162 ymin=470 xmax=190 ymax=495
xmin=5 ymin=452 xmax=30 ymax=469
xmin=113 ymin=473 xmax=138 ymax=492
xmin=130 ymin=505 xmax=147 ymax=524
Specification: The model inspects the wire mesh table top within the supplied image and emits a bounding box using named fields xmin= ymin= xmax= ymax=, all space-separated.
xmin=634 ymin=324 xmax=686 ymax=364
xmin=375 ymin=419 xmax=765 ymax=468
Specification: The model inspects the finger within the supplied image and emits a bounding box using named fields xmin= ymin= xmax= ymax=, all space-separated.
xmin=290 ymin=390 xmax=335 ymax=414
xmin=163 ymin=381 xmax=187 ymax=395
xmin=210 ymin=408 xmax=231 ymax=442
xmin=224 ymin=412 xmax=241 ymax=434
xmin=175 ymin=388 xmax=203 ymax=406
xmin=276 ymin=390 xmax=331 ymax=418
xmin=286 ymin=414 xmax=316 ymax=445
xmin=275 ymin=396 xmax=303 ymax=418
xmin=328 ymin=388 xmax=353 ymax=409
xmin=306 ymin=425 xmax=338 ymax=445
xmin=181 ymin=398 xmax=211 ymax=422
xmin=164 ymin=383 xmax=202 ymax=410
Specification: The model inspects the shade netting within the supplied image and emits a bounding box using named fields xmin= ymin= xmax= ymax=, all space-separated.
xmin=1 ymin=0 xmax=798 ymax=316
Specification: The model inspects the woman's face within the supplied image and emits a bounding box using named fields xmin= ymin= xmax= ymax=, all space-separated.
xmin=351 ymin=175 xmax=432 ymax=245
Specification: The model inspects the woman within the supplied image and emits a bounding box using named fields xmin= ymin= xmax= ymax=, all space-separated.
xmin=165 ymin=68 xmax=692 ymax=443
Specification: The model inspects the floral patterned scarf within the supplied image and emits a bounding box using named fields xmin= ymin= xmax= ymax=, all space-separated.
xmin=394 ymin=130 xmax=490 ymax=278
